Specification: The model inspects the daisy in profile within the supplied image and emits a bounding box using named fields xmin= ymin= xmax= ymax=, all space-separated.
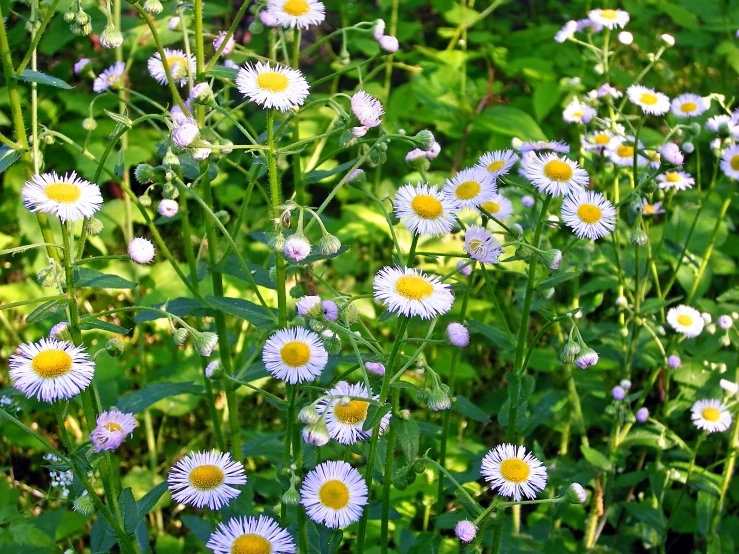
xmin=90 ymin=410 xmax=136 ymax=452
xmin=524 ymin=153 xmax=589 ymax=196
xmin=562 ymin=98 xmax=596 ymax=124
xmin=671 ymin=93 xmax=708 ymax=118
xmin=561 ymin=190 xmax=616 ymax=240
xmin=479 ymin=193 xmax=514 ymax=221
xmin=463 ymin=224 xmax=502 ymax=264
xmin=317 ymin=381 xmax=391 ymax=445
xmin=147 ymin=48 xmax=195 ymax=86
xmin=393 ymin=183 xmax=458 ymax=237
xmin=481 ymin=444 xmax=547 ymax=501
xmin=262 ymin=327 xmax=328 ymax=384
xmin=706 ymin=115 xmax=739 ymax=136
xmin=9 ymin=338 xmax=95 ymax=402
xmin=93 ymin=61 xmax=125 ymax=93
xmin=720 ymin=144 xmax=739 ymax=180
xmin=518 ymin=140 xmax=570 ymax=154
xmin=442 ymin=167 xmax=496 ymax=210
xmin=351 ymin=90 xmax=384 ymax=129
xmin=667 ymin=305 xmax=704 ymax=337
xmin=554 ymin=20 xmax=577 ymax=43
xmin=267 ymin=0 xmax=325 ymax=29
xmin=576 ymin=18 xmax=603 ymax=33
xmin=300 ymin=461 xmax=368 ymax=528
xmin=477 ymin=149 xmax=519 ymax=178
xmin=607 ymin=137 xmax=647 ymax=167
xmin=206 ymin=515 xmax=295 ymax=554
xmin=642 ymin=198 xmax=665 ymax=216
xmin=627 ymin=85 xmax=670 ymax=116
xmin=235 ymin=61 xmax=309 ymax=112
xmin=168 ymin=450 xmax=246 ymax=510
xmin=588 ymin=8 xmax=630 ymax=29
xmin=373 ymin=266 xmax=454 ymax=319
xmin=22 ymin=171 xmax=103 ymax=223
xmin=657 ymin=170 xmax=694 ymax=191
xmin=691 ymin=399 xmax=732 ymax=433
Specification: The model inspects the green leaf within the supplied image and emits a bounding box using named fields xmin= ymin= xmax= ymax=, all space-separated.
xmin=697 ymin=490 xmax=718 ymax=536
xmin=118 ymin=488 xmax=140 ymax=535
xmin=639 ymin=297 xmax=679 ymax=316
xmin=717 ymin=287 xmax=739 ymax=302
xmin=475 ymin=105 xmax=546 ymax=141
xmin=116 ymin=381 xmax=204 ymax=414
xmin=9 ymin=521 xmax=56 ymax=547
xmin=134 ymin=298 xmax=213 ymax=322
xmin=537 ymin=271 xmax=581 ymax=290
xmin=362 ymin=403 xmax=392 ymax=431
xmin=622 ymin=502 xmax=666 ymax=534
xmin=466 ymin=320 xmax=514 ymax=350
xmin=453 ymin=395 xmax=490 ymax=423
xmin=394 ymin=417 xmax=420 ymax=463
xmin=90 ymin=518 xmax=116 ymax=553
xmin=580 ymin=446 xmax=612 ymax=472
xmin=137 ymin=481 xmax=169 ymax=519
xmin=75 ymin=268 xmax=138 ymax=289
xmin=181 ymin=515 xmax=211 ymax=544
xmin=204 ymin=66 xmax=239 ymax=80
xmin=209 ymin=256 xmax=276 ymax=289
xmin=205 ymin=295 xmax=278 ymax=329
xmin=0 ymin=146 xmax=24 ymax=174
xmin=15 ymin=69 xmax=73 ymax=89
xmin=303 ymin=159 xmax=357 ymax=185
xmin=80 ymin=318 xmax=130 ymax=335
xmin=26 ymin=298 xmax=70 ymax=324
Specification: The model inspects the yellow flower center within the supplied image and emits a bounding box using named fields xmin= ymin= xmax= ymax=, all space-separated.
xmin=319 ymin=480 xmax=350 ymax=510
xmin=639 ymin=93 xmax=658 ymax=106
xmin=280 ymin=341 xmax=311 ymax=367
xmin=666 ymin=172 xmax=681 ymax=183
xmin=469 ymin=239 xmax=484 ymax=252
xmin=617 ymin=145 xmax=634 ymax=158
xmin=256 ymin=71 xmax=290 ymax=93
xmin=104 ymin=422 xmax=123 ymax=433
xmin=677 ymin=314 xmax=693 ymax=327
xmin=680 ymin=102 xmax=697 ymax=113
xmin=106 ymin=72 xmax=119 ymax=84
xmin=44 ymin=183 xmax=81 ymax=204
xmin=543 ymin=160 xmax=573 ymax=182
xmin=188 ymin=465 xmax=225 ymax=490
xmin=702 ymin=407 xmax=721 ymax=422
xmin=334 ymin=400 xmax=369 ymax=425
xmin=395 ymin=275 xmax=434 ymax=301
xmin=455 ymin=181 xmax=481 ymax=200
xmin=594 ymin=133 xmax=610 ymax=145
xmin=31 ymin=350 xmax=73 ymax=379
xmin=577 ymin=204 xmax=602 ymax=225
xmin=499 ymin=458 xmax=530 ymax=484
xmin=231 ymin=534 xmax=271 ymax=554
xmin=644 ymin=204 xmax=655 ymax=215
xmin=731 ymin=155 xmax=739 ymax=171
xmin=572 ymin=111 xmax=584 ymax=119
xmin=167 ymin=56 xmax=189 ymax=70
xmin=481 ymin=201 xmax=500 ymax=214
xmin=282 ymin=0 xmax=310 ymax=16
xmin=487 ymin=160 xmax=505 ymax=172
xmin=600 ymin=9 xmax=618 ymax=20
xmin=410 ymin=195 xmax=443 ymax=219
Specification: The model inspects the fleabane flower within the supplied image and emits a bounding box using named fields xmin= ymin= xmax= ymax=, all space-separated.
xmin=213 ymin=31 xmax=235 ymax=56
xmin=267 ymin=0 xmax=325 ymax=30
xmin=627 ymin=85 xmax=670 ymax=116
xmin=667 ymin=305 xmax=704 ymax=338
xmin=477 ymin=149 xmax=519 ymax=178
xmin=351 ymin=90 xmax=384 ymax=128
xmin=479 ymin=193 xmax=514 ymax=221
xmin=147 ymin=48 xmax=195 ymax=86
xmin=93 ymin=61 xmax=125 ymax=93
xmin=720 ymin=144 xmax=739 ymax=180
xmin=9 ymin=338 xmax=95 ymax=402
xmin=235 ymin=61 xmax=310 ymax=112
xmin=691 ymin=399 xmax=732 ymax=433
xmin=300 ymin=461 xmax=368 ymax=528
xmin=463 ymin=224 xmax=502 ymax=264
xmin=720 ymin=379 xmax=738 ymax=394
xmin=671 ymin=93 xmax=708 ymax=118
xmin=481 ymin=444 xmax=547 ymax=501
xmin=657 ymin=170 xmax=694 ymax=192
xmin=316 ymin=381 xmax=391 ymax=445
xmin=373 ymin=266 xmax=454 ymax=319
xmin=576 ymin=18 xmax=603 ymax=33
xmin=642 ymin=199 xmax=665 ymax=216
xmin=393 ymin=183 xmax=459 ymax=237
xmin=563 ymin=98 xmax=596 ymax=124
xmin=90 ymin=410 xmax=136 ymax=452
xmin=588 ymin=8 xmax=630 ymax=29
xmin=262 ymin=327 xmax=328 ymax=384
xmin=607 ymin=137 xmax=648 ymax=167
xmin=524 ymin=153 xmax=589 ymax=196
xmin=706 ymin=115 xmax=739 ymax=137
xmin=518 ymin=140 xmax=570 ymax=154
xmin=582 ymin=130 xmax=615 ymax=152
xmin=555 ymin=20 xmax=577 ymax=43
xmin=442 ymin=167 xmax=496 ymax=209
xmin=22 ymin=171 xmax=103 ymax=223
xmin=561 ymin=189 xmax=616 ymax=240
xmin=207 ymin=515 xmax=295 ymax=554
xmin=168 ymin=450 xmax=246 ymax=509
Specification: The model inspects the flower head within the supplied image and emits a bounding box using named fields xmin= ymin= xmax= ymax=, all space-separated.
xmin=267 ymin=0 xmax=325 ymax=29
xmin=128 ymin=237 xmax=155 ymax=264
xmin=667 ymin=305 xmax=704 ymax=338
xmin=627 ymin=85 xmax=670 ymax=116
xmin=351 ymin=90 xmax=384 ymax=128
xmin=206 ymin=515 xmax=295 ymax=554
xmin=365 ymin=361 xmax=385 ymax=375
xmin=642 ymin=199 xmax=665 ymax=216
xmin=300 ymin=461 xmax=368 ymax=528
xmin=158 ymin=199 xmax=179 ymax=218
xmin=555 ymin=21 xmax=577 ymax=43
xmin=612 ymin=386 xmax=626 ymax=401
xmin=525 ymin=153 xmax=589 ymax=196
xmin=477 ymin=149 xmax=519 ymax=179
xmin=93 ymin=61 xmax=125 ymax=93
xmin=463 ymin=224 xmax=502 ymax=264
xmin=74 ymin=58 xmax=91 ymax=74
xmin=172 ymin=118 xmax=200 ymax=148
xmin=455 ymin=520 xmax=477 ymax=542
xmin=90 ymin=410 xmax=136 ymax=452
xmin=235 ymin=61 xmax=310 ymax=112
xmin=263 ymin=327 xmax=328 ymax=384
xmin=446 ymin=322 xmax=470 ymax=347
xmin=671 ymin=93 xmax=708 ymax=118
xmin=720 ymin=144 xmax=739 ymax=180
xmin=636 ymin=407 xmax=649 ymax=423
xmin=379 ymin=35 xmax=399 ymax=53
xmin=147 ymin=49 xmax=195 ymax=86
xmin=661 ymin=143 xmax=684 ymax=165
xmin=481 ymin=444 xmax=547 ymax=501
xmin=668 ymin=354 xmax=682 ymax=368
xmin=691 ymin=399 xmax=732 ymax=433
xmin=657 ymin=171 xmax=694 ymax=192
xmin=168 ymin=450 xmax=246 ymax=509
xmin=718 ymin=315 xmax=733 ymax=330
xmin=393 ymin=183 xmax=459 ymax=237
xmin=479 ymin=193 xmax=514 ymax=221
xmin=563 ymin=98 xmax=596 ymax=124
xmin=561 ymin=189 xmax=616 ymax=240
xmin=373 ymin=266 xmax=454 ymax=319
xmin=22 ymin=171 xmax=102 ymax=223
xmin=213 ymin=31 xmax=235 ymax=56
xmin=283 ymin=234 xmax=312 ymax=262
xmin=720 ymin=379 xmax=738 ymax=394
xmin=316 ymin=381 xmax=391 ymax=445
xmin=588 ymin=8 xmax=630 ymax=29
xmin=443 ymin=167 xmax=496 ymax=209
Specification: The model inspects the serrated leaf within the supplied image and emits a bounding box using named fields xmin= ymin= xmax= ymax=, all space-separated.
xmin=394 ymin=417 xmax=420 ymax=463
xmin=0 ymin=146 xmax=24 ymax=174
xmin=116 ymin=381 xmax=203 ymax=414
xmin=26 ymin=298 xmax=70 ymax=323
xmin=90 ymin=518 xmax=117 ymax=554
xmin=453 ymin=395 xmax=489 ymax=422
xmin=9 ymin=521 xmax=56 ymax=547
xmin=15 ymin=69 xmax=72 ymax=89
xmin=581 ymin=446 xmax=612 ymax=472
xmin=75 ymin=268 xmax=138 ymax=289
xmin=205 ymin=295 xmax=278 ymax=329
xmin=362 ymin=404 xmax=391 ymax=431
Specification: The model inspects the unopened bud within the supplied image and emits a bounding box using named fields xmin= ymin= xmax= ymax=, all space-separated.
xmin=105 ymin=337 xmax=125 ymax=357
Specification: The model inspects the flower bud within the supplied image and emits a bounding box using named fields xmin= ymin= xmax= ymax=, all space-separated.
xmin=296 ymin=295 xmax=323 ymax=319
xmin=540 ymin=249 xmax=562 ymax=270
xmin=281 ymin=485 xmax=301 ymax=505
xmin=205 ymin=360 xmax=223 ymax=379
xmin=343 ymin=302 xmax=360 ymax=324
xmin=455 ymin=520 xmax=477 ymax=543
xmin=427 ymin=387 xmax=451 ymax=412
xmin=574 ymin=346 xmax=599 ymax=369
xmin=682 ymin=141 xmax=695 ymax=154
xmin=620 ymin=379 xmax=632 ymax=390
xmin=559 ymin=338 xmax=581 ymax=363
xmin=75 ymin=10 xmax=90 ymax=25
xmin=37 ymin=265 xmax=58 ymax=288
xmin=170 ymin=61 xmax=189 ymax=82
xmin=321 ymin=330 xmax=342 ymax=355
xmin=73 ymin=493 xmax=96 ymax=515
xmin=565 ymin=483 xmax=587 ymax=504
xmin=143 ymin=0 xmax=163 ymax=14
xmin=636 ymin=407 xmax=649 ymax=423
xmin=319 ymin=234 xmax=342 ymax=255
xmin=298 ymin=405 xmax=320 ymax=425
xmin=134 ymin=163 xmax=156 ymax=184
xmin=661 ymin=143 xmax=683 ymax=165
xmin=105 ymin=337 xmax=125 ymax=358
xmin=63 ymin=9 xmax=76 ymax=22
xmin=379 ymin=35 xmax=399 ymax=53
xmin=100 ymin=22 xmax=124 ymax=49
xmin=612 ymin=385 xmax=626 ymax=400
xmin=413 ymin=130 xmax=435 ymax=151
xmin=661 ymin=34 xmax=675 ymax=46
xmin=172 ymin=119 xmax=200 ymax=148
xmin=446 ymin=322 xmax=470 ymax=348
xmin=173 ymin=328 xmax=189 ymax=346
xmin=283 ymin=235 xmax=312 ymax=262
xmin=191 ymin=83 xmax=215 ymax=105
xmin=631 ymin=228 xmax=648 ymax=246
xmin=302 ymin=421 xmax=330 ymax=446
xmin=82 ymin=117 xmax=97 ymax=131
xmin=193 ymin=331 xmax=219 ymax=356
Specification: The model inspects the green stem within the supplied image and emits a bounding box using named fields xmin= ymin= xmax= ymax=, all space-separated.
xmin=380 ymin=389 xmax=400 ymax=554
xmin=268 ymin=109 xmax=288 ymax=326
xmin=0 ymin=294 xmax=68 ymax=312
xmin=710 ymin=401 xmax=739 ymax=532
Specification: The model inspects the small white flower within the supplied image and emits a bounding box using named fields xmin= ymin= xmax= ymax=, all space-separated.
xmin=718 ymin=315 xmax=733 ymax=330
xmin=262 ymin=327 xmax=328 ymax=384
xmin=720 ymin=144 xmax=739 ymax=180
xmin=524 ymin=153 xmax=589 ymax=196
xmin=661 ymin=33 xmax=675 ymax=46
xmin=93 ymin=61 xmax=125 ymax=93
xmin=595 ymin=83 xmax=623 ymax=98
xmin=607 ymin=136 xmax=648 ymax=167
xmin=373 ymin=266 xmax=454 ymax=319
xmin=158 ymin=199 xmax=179 ymax=218
xmin=300 ymin=461 xmax=368 ymax=528
xmin=667 ymin=305 xmax=704 ymax=338
xmin=563 ymin=98 xmax=596 ymax=124
xmin=128 ymin=237 xmax=155 ymax=264
xmin=206 ymin=515 xmax=295 ymax=554
xmin=481 ymin=444 xmax=548 ymax=501
xmin=267 ymin=0 xmax=325 ymax=29
xmin=90 ymin=410 xmax=136 ymax=452
xmin=477 ymin=149 xmax=519 ymax=178
xmin=22 ymin=171 xmax=103 ymax=223
xmin=394 ymin=183 xmax=459 ymax=237
xmin=147 ymin=48 xmax=195 ymax=86
xmin=618 ymin=31 xmax=633 ymax=45
xmin=168 ymin=450 xmax=246 ymax=509
xmin=588 ymin=8 xmax=630 ymax=29
xmin=627 ymin=85 xmax=670 ymax=116
xmin=561 ymin=189 xmax=615 ymax=240
xmin=235 ymin=61 xmax=310 ymax=112
xmin=691 ymin=399 xmax=732 ymax=433
xmin=479 ymin=192 xmax=514 ymax=221
xmin=443 ymin=167 xmax=496 ymax=209
xmin=657 ymin=171 xmax=694 ymax=192
xmin=555 ymin=20 xmax=577 ymax=43
xmin=518 ymin=140 xmax=570 ymax=154
xmin=351 ymin=90 xmax=384 ymax=128
xmin=316 ymin=381 xmax=391 ymax=445
xmin=463 ymin=224 xmax=502 ymax=264
xmin=706 ymin=115 xmax=739 ymax=136
xmin=671 ymin=93 xmax=708 ymax=118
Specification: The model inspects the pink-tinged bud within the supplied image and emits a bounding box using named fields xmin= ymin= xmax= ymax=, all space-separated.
xmin=128 ymin=237 xmax=155 ymax=264
xmin=379 ymin=35 xmax=399 ymax=53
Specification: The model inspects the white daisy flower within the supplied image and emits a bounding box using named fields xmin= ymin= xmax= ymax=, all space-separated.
xmin=606 ymin=136 xmax=648 ymax=167
xmin=463 ymin=224 xmax=502 ymax=264
xmin=235 ymin=61 xmax=309 ymax=112
xmin=9 ymin=338 xmax=95 ymax=403
xmin=90 ymin=410 xmax=137 ymax=452
xmin=706 ymin=115 xmax=739 ymax=136
xmin=524 ymin=153 xmax=589 ymax=196
xmin=147 ymin=48 xmax=195 ymax=86
xmin=267 ymin=0 xmax=325 ymax=30
xmin=442 ymin=167 xmax=497 ymax=209
xmin=206 ymin=515 xmax=295 ymax=554
xmin=168 ymin=450 xmax=246 ymax=510
xmin=582 ymin=130 xmax=615 ymax=152
xmin=561 ymin=189 xmax=616 ymax=240
xmin=691 ymin=399 xmax=732 ymax=433
xmin=555 ymin=20 xmax=577 ymax=43
xmin=563 ymin=98 xmax=596 ymax=124
xmin=477 ymin=149 xmax=519 ymax=178
xmin=481 ymin=444 xmax=548 ymax=501
xmin=93 ymin=61 xmax=125 ymax=93
xmin=626 ymin=85 xmax=670 ymax=116
xmin=667 ymin=305 xmax=704 ymax=338
xmin=479 ymin=193 xmax=514 ymax=221
xmin=22 ymin=171 xmax=103 ymax=223
xmin=518 ymin=140 xmax=570 ymax=154
xmin=393 ymin=183 xmax=459 ymax=237
xmin=316 ymin=381 xmax=391 ymax=445
xmin=576 ymin=18 xmax=603 ymax=33
xmin=720 ymin=144 xmax=739 ymax=180
xmin=588 ymin=8 xmax=630 ymax=29
xmin=671 ymin=93 xmax=708 ymax=118
xmin=300 ymin=460 xmax=368 ymax=528
xmin=262 ymin=327 xmax=328 ymax=384
xmin=351 ymin=90 xmax=384 ymax=128
xmin=720 ymin=379 xmax=738 ymax=394
xmin=373 ymin=266 xmax=454 ymax=319
xmin=656 ymin=170 xmax=694 ymax=191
